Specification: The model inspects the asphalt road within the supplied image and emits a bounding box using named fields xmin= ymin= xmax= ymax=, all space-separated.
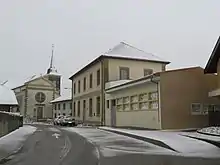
xmin=2 ymin=124 xmax=220 ymax=165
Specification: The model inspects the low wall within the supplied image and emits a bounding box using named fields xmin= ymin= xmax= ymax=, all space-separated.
xmin=0 ymin=112 xmax=23 ymax=137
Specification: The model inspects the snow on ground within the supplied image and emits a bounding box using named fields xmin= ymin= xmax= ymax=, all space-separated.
xmin=47 ymin=127 xmax=61 ymax=133
xmin=62 ymin=127 xmax=174 ymax=157
xmin=198 ymin=127 xmax=220 ymax=136
xmin=100 ymin=127 xmax=220 ymax=158
xmin=181 ymin=131 xmax=220 ymax=142
xmin=24 ymin=121 xmax=52 ymax=125
xmin=0 ymin=125 xmax=36 ymax=160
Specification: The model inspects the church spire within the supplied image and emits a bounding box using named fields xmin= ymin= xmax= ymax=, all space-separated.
xmin=47 ymin=44 xmax=57 ymax=74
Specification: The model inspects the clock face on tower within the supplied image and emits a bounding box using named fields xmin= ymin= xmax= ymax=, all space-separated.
xmin=35 ymin=92 xmax=46 ymax=103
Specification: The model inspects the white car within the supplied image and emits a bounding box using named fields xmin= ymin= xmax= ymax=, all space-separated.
xmin=53 ymin=115 xmax=64 ymax=125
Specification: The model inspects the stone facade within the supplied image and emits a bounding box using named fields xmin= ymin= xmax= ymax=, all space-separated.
xmin=13 ymin=75 xmax=60 ymax=120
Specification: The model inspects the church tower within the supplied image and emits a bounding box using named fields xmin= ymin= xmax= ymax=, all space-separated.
xmin=44 ymin=44 xmax=61 ymax=94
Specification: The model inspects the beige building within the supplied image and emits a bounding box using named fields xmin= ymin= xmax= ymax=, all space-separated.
xmin=51 ymin=95 xmax=72 ymax=118
xmin=105 ymin=67 xmax=219 ymax=129
xmin=69 ymin=42 xmax=170 ymax=125
xmin=204 ymin=36 xmax=220 ymax=126
xmin=12 ymin=54 xmax=61 ymax=120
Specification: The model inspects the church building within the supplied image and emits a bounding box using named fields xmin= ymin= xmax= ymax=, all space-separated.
xmin=12 ymin=46 xmax=61 ymax=121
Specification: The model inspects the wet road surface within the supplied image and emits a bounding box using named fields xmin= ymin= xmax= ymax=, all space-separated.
xmin=2 ymin=124 xmax=220 ymax=165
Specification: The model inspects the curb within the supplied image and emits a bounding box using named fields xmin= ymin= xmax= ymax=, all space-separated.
xmin=99 ymin=128 xmax=178 ymax=152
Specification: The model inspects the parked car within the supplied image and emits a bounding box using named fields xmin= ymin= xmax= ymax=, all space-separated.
xmin=60 ymin=116 xmax=76 ymax=126
xmin=53 ymin=115 xmax=64 ymax=125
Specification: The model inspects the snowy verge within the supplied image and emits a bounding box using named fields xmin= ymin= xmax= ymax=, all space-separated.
xmin=0 ymin=125 xmax=36 ymax=160
xmin=100 ymin=127 xmax=220 ymax=157
xmin=197 ymin=127 xmax=220 ymax=136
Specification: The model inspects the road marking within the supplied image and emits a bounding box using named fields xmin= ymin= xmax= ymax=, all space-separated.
xmin=60 ymin=136 xmax=72 ymax=160
xmin=52 ymin=133 xmax=60 ymax=139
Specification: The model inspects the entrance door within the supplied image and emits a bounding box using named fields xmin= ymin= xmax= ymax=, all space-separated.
xmin=111 ymin=99 xmax=116 ymax=127
xmin=209 ymin=110 xmax=220 ymax=126
xmin=37 ymin=106 xmax=43 ymax=120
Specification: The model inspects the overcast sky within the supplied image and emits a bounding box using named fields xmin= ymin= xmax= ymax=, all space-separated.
xmin=0 ymin=0 xmax=220 ymax=93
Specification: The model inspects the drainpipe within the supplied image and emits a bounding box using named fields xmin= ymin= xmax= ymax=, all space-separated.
xmin=150 ymin=75 xmax=160 ymax=123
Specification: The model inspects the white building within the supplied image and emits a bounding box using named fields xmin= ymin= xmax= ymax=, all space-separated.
xmin=12 ymin=49 xmax=61 ymax=120
xmin=51 ymin=95 xmax=72 ymax=118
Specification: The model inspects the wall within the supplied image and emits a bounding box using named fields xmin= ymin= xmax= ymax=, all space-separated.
xmin=217 ymin=59 xmax=220 ymax=87
xmin=73 ymin=94 xmax=102 ymax=124
xmin=160 ymin=67 xmax=219 ymax=129
xmin=73 ymin=62 xmax=101 ymax=98
xmin=108 ymin=58 xmax=164 ymax=81
xmin=72 ymin=62 xmax=102 ymax=124
xmin=53 ymin=100 xmax=72 ymax=117
xmin=105 ymin=82 xmax=161 ymax=129
xmin=14 ymin=86 xmax=26 ymax=116
xmin=27 ymin=88 xmax=55 ymax=119
xmin=0 ymin=112 xmax=23 ymax=137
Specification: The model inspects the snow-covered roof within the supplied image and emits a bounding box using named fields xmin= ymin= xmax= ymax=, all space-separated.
xmin=69 ymin=42 xmax=170 ymax=79
xmin=47 ymin=71 xmax=61 ymax=76
xmin=0 ymin=111 xmax=22 ymax=117
xmin=50 ymin=95 xmax=72 ymax=103
xmin=104 ymin=42 xmax=170 ymax=63
xmin=0 ymin=85 xmax=18 ymax=105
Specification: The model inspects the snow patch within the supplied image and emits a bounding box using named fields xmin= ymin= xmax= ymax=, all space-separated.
xmin=100 ymin=127 xmax=220 ymax=157
xmin=198 ymin=127 xmax=220 ymax=136
xmin=62 ymin=127 xmax=173 ymax=157
xmin=47 ymin=127 xmax=61 ymax=133
xmin=0 ymin=125 xmax=36 ymax=154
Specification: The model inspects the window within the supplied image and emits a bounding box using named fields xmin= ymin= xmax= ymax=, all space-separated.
xmin=89 ymin=98 xmax=93 ymax=117
xmin=63 ymin=103 xmax=66 ymax=110
xmin=35 ymin=92 xmax=46 ymax=103
xmin=96 ymin=96 xmax=100 ymax=116
xmin=83 ymin=77 xmax=86 ymax=91
xmin=144 ymin=69 xmax=153 ymax=76
xmin=78 ymin=80 xmax=80 ymax=93
xmin=77 ymin=101 xmax=80 ymax=117
xmin=119 ymin=67 xmax=129 ymax=80
xmin=162 ymin=64 xmax=166 ymax=71
xmin=89 ymin=73 xmax=93 ymax=88
xmin=106 ymin=100 xmax=109 ymax=109
xmin=73 ymin=83 xmax=76 ymax=94
xmin=97 ymin=69 xmax=100 ymax=86
xmin=70 ymin=102 xmax=72 ymax=109
xmin=73 ymin=102 xmax=76 ymax=116
xmin=58 ymin=104 xmax=60 ymax=110
xmin=191 ymin=103 xmax=202 ymax=115
xmin=54 ymin=104 xmax=57 ymax=110
xmin=83 ymin=100 xmax=86 ymax=110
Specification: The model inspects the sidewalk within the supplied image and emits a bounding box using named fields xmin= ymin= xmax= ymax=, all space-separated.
xmin=100 ymin=127 xmax=220 ymax=157
xmin=0 ymin=125 xmax=37 ymax=162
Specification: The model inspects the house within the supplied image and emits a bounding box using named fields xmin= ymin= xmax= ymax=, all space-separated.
xmin=69 ymin=42 xmax=170 ymax=125
xmin=105 ymin=67 xmax=219 ymax=129
xmin=204 ymin=36 xmax=220 ymax=126
xmin=12 ymin=55 xmax=61 ymax=121
xmin=51 ymin=95 xmax=72 ymax=118
xmin=0 ymin=84 xmax=18 ymax=112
